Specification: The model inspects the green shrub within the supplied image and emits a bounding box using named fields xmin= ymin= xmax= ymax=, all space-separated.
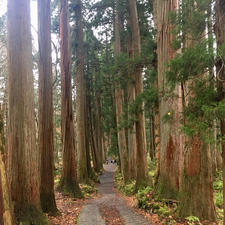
xmin=157 ymin=206 xmax=170 ymax=217
xmin=136 ymin=186 xmax=152 ymax=210
xmin=185 ymin=216 xmax=201 ymax=225
xmin=80 ymin=184 xmax=97 ymax=197
xmin=122 ymin=181 xmax=136 ymax=195
xmin=214 ymin=191 xmax=223 ymax=208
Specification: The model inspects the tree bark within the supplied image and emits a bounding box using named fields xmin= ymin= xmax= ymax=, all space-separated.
xmin=127 ymin=23 xmax=137 ymax=180
xmin=155 ymin=0 xmax=184 ymax=198
xmin=0 ymin=154 xmax=13 ymax=225
xmin=7 ymin=0 xmax=46 ymax=223
xmin=74 ymin=0 xmax=89 ymax=183
xmin=178 ymin=136 xmax=216 ymax=221
xmin=59 ymin=0 xmax=82 ymax=197
xmin=38 ymin=0 xmax=58 ymax=214
xmin=114 ymin=0 xmax=129 ymax=183
xmin=128 ymin=0 xmax=149 ymax=188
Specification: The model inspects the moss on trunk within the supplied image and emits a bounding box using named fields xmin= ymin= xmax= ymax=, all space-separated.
xmin=15 ymin=205 xmax=48 ymax=225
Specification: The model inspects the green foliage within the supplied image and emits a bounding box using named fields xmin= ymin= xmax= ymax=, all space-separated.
xmin=157 ymin=206 xmax=170 ymax=217
xmin=114 ymin=172 xmax=136 ymax=196
xmin=214 ymin=191 xmax=223 ymax=208
xmin=166 ymin=40 xmax=214 ymax=86
xmin=214 ymin=172 xmax=223 ymax=209
xmin=148 ymin=158 xmax=156 ymax=179
xmin=80 ymin=183 xmax=97 ymax=198
xmin=136 ymin=186 xmax=152 ymax=210
xmin=185 ymin=216 xmax=201 ymax=225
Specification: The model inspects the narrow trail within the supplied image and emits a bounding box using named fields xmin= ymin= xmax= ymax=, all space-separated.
xmin=78 ymin=164 xmax=151 ymax=225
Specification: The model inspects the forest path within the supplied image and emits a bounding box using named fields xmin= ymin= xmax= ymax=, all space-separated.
xmin=78 ymin=164 xmax=151 ymax=225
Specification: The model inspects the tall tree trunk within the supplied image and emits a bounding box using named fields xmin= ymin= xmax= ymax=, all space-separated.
xmin=38 ymin=0 xmax=58 ymax=214
xmin=155 ymin=0 xmax=184 ymax=198
xmin=128 ymin=0 xmax=148 ymax=188
xmin=96 ymin=92 xmax=104 ymax=168
xmin=215 ymin=1 xmax=225 ymax=223
xmin=74 ymin=0 xmax=89 ymax=183
xmin=127 ymin=25 xmax=137 ymax=180
xmin=114 ymin=0 xmax=129 ymax=183
xmin=178 ymin=1 xmax=216 ymax=221
xmin=7 ymin=0 xmax=46 ymax=223
xmin=59 ymin=0 xmax=81 ymax=197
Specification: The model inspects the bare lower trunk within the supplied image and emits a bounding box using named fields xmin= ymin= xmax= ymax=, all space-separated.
xmin=178 ymin=137 xmax=216 ymax=221
xmin=0 ymin=154 xmax=13 ymax=225
xmin=7 ymin=0 xmax=45 ymax=223
xmin=59 ymin=0 xmax=81 ymax=197
xmin=38 ymin=0 xmax=58 ymax=214
xmin=74 ymin=0 xmax=89 ymax=183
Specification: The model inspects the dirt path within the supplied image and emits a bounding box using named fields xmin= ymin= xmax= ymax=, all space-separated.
xmin=78 ymin=164 xmax=151 ymax=225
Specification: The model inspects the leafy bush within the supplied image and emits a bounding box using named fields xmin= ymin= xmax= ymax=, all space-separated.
xmin=185 ymin=216 xmax=201 ymax=225
xmin=114 ymin=171 xmax=136 ymax=195
xmin=136 ymin=186 xmax=152 ymax=210
xmin=157 ymin=206 xmax=170 ymax=217
xmin=80 ymin=184 xmax=97 ymax=197
xmin=214 ymin=191 xmax=223 ymax=208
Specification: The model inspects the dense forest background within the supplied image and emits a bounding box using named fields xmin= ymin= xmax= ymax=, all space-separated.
xmin=1 ymin=0 xmax=225 ymax=224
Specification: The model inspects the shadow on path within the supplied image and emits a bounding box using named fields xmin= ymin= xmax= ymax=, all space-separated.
xmin=78 ymin=164 xmax=151 ymax=225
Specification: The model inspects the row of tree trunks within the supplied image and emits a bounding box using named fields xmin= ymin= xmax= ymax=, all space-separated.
xmin=59 ymin=0 xmax=81 ymax=197
xmin=37 ymin=0 xmax=58 ymax=214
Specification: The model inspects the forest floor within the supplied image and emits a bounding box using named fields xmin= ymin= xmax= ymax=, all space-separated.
xmin=47 ymin=164 xmax=219 ymax=225
xmin=47 ymin=191 xmax=89 ymax=225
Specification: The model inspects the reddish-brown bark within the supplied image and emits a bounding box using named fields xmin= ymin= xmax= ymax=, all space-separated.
xmin=178 ymin=137 xmax=216 ymax=221
xmin=114 ymin=0 xmax=129 ymax=183
xmin=128 ymin=0 xmax=149 ymax=188
xmin=155 ymin=0 xmax=184 ymax=198
xmin=38 ymin=0 xmax=58 ymax=214
xmin=7 ymin=0 xmax=45 ymax=223
xmin=59 ymin=0 xmax=81 ymax=197
xmin=74 ymin=0 xmax=89 ymax=183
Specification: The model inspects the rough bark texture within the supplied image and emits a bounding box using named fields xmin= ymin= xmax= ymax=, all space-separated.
xmin=215 ymin=0 xmax=225 ymax=222
xmin=128 ymin=0 xmax=148 ymax=188
xmin=0 ymin=154 xmax=13 ymax=225
xmin=7 ymin=0 xmax=46 ymax=223
xmin=59 ymin=0 xmax=81 ymax=197
xmin=74 ymin=0 xmax=89 ymax=183
xmin=127 ymin=21 xmax=137 ymax=180
xmin=156 ymin=0 xmax=184 ymax=198
xmin=178 ymin=137 xmax=216 ymax=221
xmin=114 ymin=0 xmax=129 ymax=183
xmin=38 ymin=0 xmax=58 ymax=214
